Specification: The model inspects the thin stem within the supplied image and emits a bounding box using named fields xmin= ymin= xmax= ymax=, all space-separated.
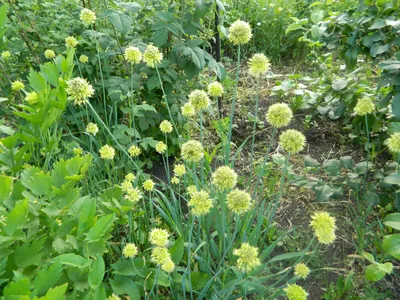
xmin=248 ymin=76 xmax=260 ymax=183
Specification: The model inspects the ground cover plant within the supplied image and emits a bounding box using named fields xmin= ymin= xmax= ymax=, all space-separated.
xmin=0 ymin=0 xmax=400 ymax=299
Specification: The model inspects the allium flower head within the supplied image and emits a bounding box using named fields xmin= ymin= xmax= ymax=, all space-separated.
xmin=266 ymin=103 xmax=293 ymax=128
xmin=227 ymin=189 xmax=252 ymax=214
xmin=1 ymin=51 xmax=11 ymax=60
xmin=143 ymin=44 xmax=163 ymax=68
xmin=44 ymin=49 xmax=55 ymax=59
xmin=181 ymin=140 xmax=204 ymax=163
xmin=124 ymin=46 xmax=142 ymax=64
xmin=79 ymin=55 xmax=89 ymax=63
xmin=123 ymin=243 xmax=138 ymax=258
xmin=65 ymin=36 xmax=78 ymax=48
xmin=12 ymin=80 xmax=25 ymax=91
xmin=233 ymin=242 xmax=261 ymax=272
xmin=160 ymin=120 xmax=173 ymax=133
xmin=80 ymin=8 xmax=96 ymax=26
xmin=228 ymin=20 xmax=252 ymax=45
xmin=182 ymin=102 xmax=196 ymax=118
xmin=171 ymin=177 xmax=179 ymax=184
xmin=25 ymin=92 xmax=38 ymax=104
xmin=151 ymin=246 xmax=171 ymax=264
xmin=125 ymin=187 xmax=142 ymax=203
xmin=121 ymin=180 xmax=133 ymax=192
xmin=99 ymin=145 xmax=115 ymax=160
xmin=388 ymin=132 xmax=400 ymax=153
xmin=66 ymin=77 xmax=94 ymax=105
xmin=156 ymin=141 xmax=167 ymax=154
xmin=187 ymin=185 xmax=197 ymax=195
xmin=161 ymin=258 xmax=175 ymax=273
xmin=284 ymin=284 xmax=308 ymax=300
xmin=174 ymin=164 xmax=186 ymax=177
xmin=279 ymin=129 xmax=306 ymax=154
xmin=107 ymin=294 xmax=121 ymax=300
xmin=86 ymin=122 xmax=99 ymax=136
xmin=188 ymin=90 xmax=210 ymax=112
xmin=294 ymin=263 xmax=310 ymax=279
xmin=143 ymin=179 xmax=155 ymax=191
xmin=212 ymin=166 xmax=237 ymax=190
xmin=310 ymin=211 xmax=336 ymax=245
xmin=128 ymin=145 xmax=141 ymax=157
xmin=248 ymin=53 xmax=270 ymax=77
xmin=125 ymin=173 xmax=135 ymax=181
xmin=73 ymin=147 xmax=83 ymax=156
xmin=207 ymin=82 xmax=224 ymax=97
xmin=188 ymin=190 xmax=213 ymax=216
xmin=354 ymin=97 xmax=375 ymax=116
xmin=149 ymin=228 xmax=170 ymax=247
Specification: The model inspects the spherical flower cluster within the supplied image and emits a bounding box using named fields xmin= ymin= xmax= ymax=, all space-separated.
xmin=188 ymin=90 xmax=210 ymax=112
xmin=124 ymin=46 xmax=142 ymax=64
xmin=310 ymin=211 xmax=336 ymax=245
xmin=143 ymin=179 xmax=155 ymax=191
xmin=66 ymin=77 xmax=94 ymax=105
xmin=44 ymin=49 xmax=55 ymax=59
xmin=354 ymin=97 xmax=375 ymax=116
xmin=160 ymin=120 xmax=173 ymax=133
xmin=107 ymin=293 xmax=121 ymax=300
xmin=171 ymin=177 xmax=179 ymax=184
xmin=65 ymin=36 xmax=78 ymax=48
xmin=248 ymin=53 xmax=270 ymax=77
xmin=181 ymin=140 xmax=204 ymax=163
xmin=207 ymin=82 xmax=224 ymax=97
xmin=294 ymin=262 xmax=310 ymax=279
xmin=155 ymin=141 xmax=167 ymax=154
xmin=149 ymin=228 xmax=170 ymax=247
xmin=143 ymin=44 xmax=163 ymax=68
xmin=125 ymin=187 xmax=142 ymax=204
xmin=174 ymin=164 xmax=186 ymax=177
xmin=284 ymin=284 xmax=308 ymax=300
xmin=11 ymin=80 xmax=25 ymax=92
xmin=151 ymin=246 xmax=175 ymax=273
xmin=228 ymin=20 xmax=252 ymax=45
xmin=99 ymin=145 xmax=115 ymax=160
xmin=181 ymin=102 xmax=196 ymax=118
xmin=121 ymin=180 xmax=133 ymax=192
xmin=188 ymin=190 xmax=213 ymax=216
xmin=212 ymin=166 xmax=238 ymax=190
xmin=266 ymin=103 xmax=293 ymax=128
xmin=233 ymin=242 xmax=261 ymax=272
xmin=388 ymin=132 xmax=400 ymax=153
xmin=187 ymin=185 xmax=197 ymax=195
xmin=25 ymin=92 xmax=38 ymax=105
xmin=73 ymin=147 xmax=83 ymax=156
xmin=79 ymin=55 xmax=89 ymax=63
xmin=80 ymin=8 xmax=96 ymax=26
xmin=125 ymin=173 xmax=135 ymax=181
xmin=279 ymin=129 xmax=306 ymax=154
xmin=227 ymin=189 xmax=252 ymax=214
xmin=1 ymin=51 xmax=11 ymax=60
xmin=86 ymin=122 xmax=99 ymax=136
xmin=161 ymin=258 xmax=175 ymax=273
xmin=123 ymin=243 xmax=138 ymax=258
xmin=128 ymin=145 xmax=141 ymax=157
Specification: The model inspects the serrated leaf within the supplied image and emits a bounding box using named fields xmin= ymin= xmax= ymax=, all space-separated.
xmin=34 ymin=261 xmax=63 ymax=295
xmin=85 ymin=214 xmax=115 ymax=243
xmin=52 ymin=253 xmax=90 ymax=268
xmin=0 ymin=175 xmax=13 ymax=204
xmin=39 ymin=283 xmax=68 ymax=300
xmin=106 ymin=10 xmax=133 ymax=35
xmin=2 ymin=199 xmax=28 ymax=235
xmin=89 ymin=256 xmax=105 ymax=289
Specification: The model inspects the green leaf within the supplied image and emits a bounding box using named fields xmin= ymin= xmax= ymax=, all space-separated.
xmin=344 ymin=48 xmax=358 ymax=70
xmin=323 ymin=159 xmax=341 ymax=176
xmin=0 ymin=4 xmax=7 ymax=28
xmin=89 ymin=256 xmax=105 ymax=289
xmin=110 ymin=276 xmax=140 ymax=299
xmin=311 ymin=9 xmax=324 ymax=24
xmin=21 ymin=169 xmax=52 ymax=196
xmin=190 ymin=272 xmax=210 ymax=291
xmin=383 ymin=234 xmax=400 ymax=259
xmin=363 ymin=251 xmax=375 ymax=264
xmin=315 ymin=184 xmax=334 ymax=202
xmin=106 ymin=10 xmax=133 ymax=35
xmin=152 ymin=27 xmax=169 ymax=47
xmin=34 ymin=261 xmax=63 ymax=295
xmin=170 ymin=237 xmax=184 ymax=264
xmin=39 ymin=283 xmax=68 ymax=300
xmin=52 ymin=253 xmax=90 ymax=268
xmin=366 ymin=264 xmax=387 ymax=281
xmin=392 ymin=94 xmax=400 ymax=120
xmin=269 ymin=252 xmax=307 ymax=262
xmin=285 ymin=23 xmax=303 ymax=35
xmin=332 ymin=79 xmax=348 ymax=91
xmin=15 ymin=238 xmax=46 ymax=268
xmin=382 ymin=173 xmax=400 ymax=185
xmin=4 ymin=278 xmax=30 ymax=296
xmin=85 ymin=214 xmax=115 ymax=243
xmin=383 ymin=213 xmax=400 ymax=230
xmin=0 ymin=175 xmax=13 ymax=203
xmin=370 ymin=43 xmax=390 ymax=58
xmin=369 ymin=19 xmax=386 ymax=29
xmin=2 ymin=199 xmax=28 ymax=235
xmin=340 ymin=156 xmax=354 ymax=169
xmin=29 ymin=70 xmax=47 ymax=92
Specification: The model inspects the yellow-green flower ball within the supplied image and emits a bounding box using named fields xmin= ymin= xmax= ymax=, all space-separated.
xmin=142 ymin=179 xmax=155 ymax=191
xmin=99 ymin=145 xmax=115 ymax=160
xmin=124 ymin=46 xmax=142 ymax=64
xmin=188 ymin=190 xmax=213 ymax=216
xmin=182 ymin=102 xmax=196 ymax=118
xmin=66 ymin=77 xmax=94 ymax=105
xmin=188 ymin=90 xmax=210 ymax=112
xmin=122 ymin=243 xmax=138 ymax=259
xmin=181 ymin=140 xmax=204 ymax=163
xmin=279 ymin=129 xmax=306 ymax=154
xmin=44 ymin=49 xmax=55 ymax=59
xmin=212 ymin=166 xmax=237 ymax=190
xmin=86 ymin=122 xmax=99 ymax=136
xmin=79 ymin=55 xmax=89 ymax=63
xmin=25 ymin=92 xmax=38 ymax=104
xmin=73 ymin=147 xmax=83 ymax=156
xmin=228 ymin=20 xmax=252 ymax=45
xmin=160 ymin=120 xmax=173 ymax=133
xmin=248 ymin=53 xmax=270 ymax=77
xmin=233 ymin=242 xmax=261 ymax=272
xmin=124 ymin=187 xmax=142 ymax=203
xmin=310 ymin=211 xmax=336 ymax=245
xmin=284 ymin=284 xmax=308 ymax=300
xmin=11 ymin=80 xmax=25 ymax=92
xmin=65 ymin=36 xmax=78 ymax=48
xmin=151 ymin=246 xmax=171 ymax=265
xmin=227 ymin=189 xmax=252 ymax=214
xmin=171 ymin=176 xmax=179 ymax=184
xmin=143 ymin=44 xmax=163 ymax=68
xmin=80 ymin=8 xmax=96 ymax=27
xmin=207 ymin=82 xmax=224 ymax=97
xmin=294 ymin=262 xmax=310 ymax=279
xmin=1 ymin=51 xmax=11 ymax=60
xmin=149 ymin=228 xmax=170 ymax=247
xmin=161 ymin=258 xmax=175 ymax=273
xmin=174 ymin=164 xmax=186 ymax=177
xmin=354 ymin=97 xmax=375 ymax=116
xmin=107 ymin=293 xmax=121 ymax=300
xmin=388 ymin=132 xmax=400 ymax=153
xmin=155 ymin=141 xmax=167 ymax=154
xmin=128 ymin=145 xmax=141 ymax=157
xmin=266 ymin=103 xmax=293 ymax=128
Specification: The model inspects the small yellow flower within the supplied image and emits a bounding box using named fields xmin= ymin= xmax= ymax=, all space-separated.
xmin=388 ymin=132 xmax=400 ymax=153
xmin=121 ymin=180 xmax=133 ymax=192
xmin=128 ymin=145 xmax=141 ymax=157
xmin=310 ymin=212 xmax=336 ymax=245
xmin=99 ymin=145 xmax=115 ymax=160
xmin=279 ymin=129 xmax=306 ymax=154
xmin=149 ymin=228 xmax=170 ymax=247
xmin=188 ymin=190 xmax=213 ymax=216
xmin=174 ymin=164 xmax=186 ymax=177
xmin=187 ymin=185 xmax=197 ymax=195
xmin=188 ymin=90 xmax=210 ymax=112
xmin=171 ymin=176 xmax=179 ymax=184
xmin=124 ymin=187 xmax=142 ymax=203
xmin=181 ymin=140 xmax=204 ymax=163
xmin=160 ymin=120 xmax=173 ymax=133
xmin=354 ymin=97 xmax=375 ymax=116
xmin=44 ymin=49 xmax=55 ymax=59
xmin=66 ymin=77 xmax=94 ymax=105
xmin=207 ymin=82 xmax=224 ymax=97
xmin=212 ymin=166 xmax=237 ymax=190
xmin=11 ymin=80 xmax=25 ymax=91
xmin=248 ymin=53 xmax=270 ymax=77
xmin=79 ymin=55 xmax=89 ymax=63
xmin=25 ymin=92 xmax=38 ymax=104
xmin=233 ymin=243 xmax=261 ymax=272
xmin=125 ymin=173 xmax=135 ymax=181
xmin=155 ymin=141 xmax=167 ymax=154
xmin=284 ymin=284 xmax=308 ymax=300
xmin=143 ymin=179 xmax=155 ymax=191
xmin=86 ymin=122 xmax=99 ymax=136
xmin=124 ymin=46 xmax=142 ymax=64
xmin=181 ymin=102 xmax=196 ymax=118
xmin=1 ymin=51 xmax=11 ymax=60
xmin=161 ymin=259 xmax=175 ymax=273
xmin=294 ymin=262 xmax=310 ymax=279
xmin=227 ymin=189 xmax=252 ymax=214
xmin=143 ymin=44 xmax=163 ymax=68
xmin=107 ymin=293 xmax=121 ymax=300
xmin=266 ymin=103 xmax=293 ymax=128
xmin=80 ymin=8 xmax=96 ymax=26
xmin=151 ymin=246 xmax=171 ymax=265
xmin=65 ymin=36 xmax=78 ymax=48
xmin=123 ymin=243 xmax=138 ymax=258
xmin=73 ymin=147 xmax=83 ymax=156
xmin=229 ymin=20 xmax=252 ymax=45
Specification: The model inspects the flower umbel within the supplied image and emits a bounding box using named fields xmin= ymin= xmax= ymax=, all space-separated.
xmin=279 ymin=129 xmax=306 ymax=154
xmin=174 ymin=164 xmax=186 ymax=177
xmin=12 ymin=81 xmax=25 ymax=91
xmin=233 ymin=243 xmax=261 ymax=272
xmin=1 ymin=51 xmax=11 ymax=60
xmin=171 ymin=177 xmax=179 ymax=184
xmin=266 ymin=103 xmax=293 ymax=128
xmin=65 ymin=36 xmax=78 ymax=48
xmin=66 ymin=77 xmax=94 ymax=105
xmin=125 ymin=187 xmax=142 ymax=204
xmin=155 ymin=141 xmax=167 ymax=154
xmin=354 ymin=97 xmax=375 ymax=116
xmin=79 ymin=55 xmax=89 ymax=63
xmin=44 ymin=49 xmax=55 ymax=59
xmin=228 ymin=20 xmax=252 ymax=45
xmin=143 ymin=44 xmax=163 ymax=68
xmin=188 ymin=190 xmax=213 ymax=216
xmin=124 ymin=46 xmax=142 ymax=64
xmin=227 ymin=189 xmax=252 ymax=214
xmin=310 ymin=211 xmax=336 ymax=245
xmin=86 ymin=123 xmax=99 ymax=136
xmin=248 ymin=53 xmax=270 ymax=77
xmin=294 ymin=263 xmax=310 ymax=279
xmin=212 ymin=166 xmax=238 ymax=190
xmin=149 ymin=228 xmax=170 ymax=247
xmin=80 ymin=8 xmax=96 ymax=26
xmin=123 ymin=243 xmax=138 ymax=259
xmin=160 ymin=120 xmax=173 ymax=133
xmin=284 ymin=284 xmax=308 ymax=300
xmin=188 ymin=90 xmax=210 ymax=112
xmin=99 ymin=145 xmax=115 ymax=160
xmin=388 ymin=132 xmax=400 ymax=153
xmin=107 ymin=294 xmax=121 ymax=300
xmin=181 ymin=102 xmax=196 ymax=118
xmin=128 ymin=145 xmax=141 ymax=157
xmin=143 ymin=179 xmax=155 ymax=191
xmin=207 ymin=82 xmax=224 ymax=97
xmin=25 ymin=92 xmax=38 ymax=104
xmin=181 ymin=140 xmax=204 ymax=163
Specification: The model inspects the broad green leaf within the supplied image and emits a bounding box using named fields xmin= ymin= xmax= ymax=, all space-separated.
xmin=15 ymin=238 xmax=46 ymax=268
xmin=285 ymin=23 xmax=303 ymax=35
xmin=190 ymin=272 xmax=210 ymax=291
xmin=311 ymin=9 xmax=324 ymax=24
xmin=106 ymin=10 xmax=133 ymax=35
xmin=89 ymin=256 xmax=105 ymax=289
xmin=0 ymin=4 xmax=7 ymax=28
xmin=366 ymin=264 xmax=387 ymax=281
xmin=3 ymin=199 xmax=28 ymax=235
xmin=85 ymin=214 xmax=115 ymax=242
xmin=369 ymin=19 xmax=386 ymax=30
xmin=0 ymin=175 xmax=13 ymax=203
xmin=332 ymin=79 xmax=348 ymax=91
xmin=323 ymin=159 xmax=341 ymax=176
xmin=110 ymin=276 xmax=140 ymax=299
xmin=170 ymin=237 xmax=184 ymax=264
xmin=4 ymin=278 xmax=31 ymax=296
xmin=383 ymin=234 xmax=400 ymax=259
xmin=383 ymin=213 xmax=400 ymax=230
xmin=392 ymin=93 xmax=400 ymax=120
xmin=269 ymin=252 xmax=307 ymax=262
xmin=344 ymin=48 xmax=357 ymax=70
xmin=363 ymin=251 xmax=375 ymax=264
xmin=382 ymin=173 xmax=400 ymax=185
xmin=34 ymin=261 xmax=63 ymax=295
xmin=315 ymin=184 xmax=334 ymax=202
xmin=29 ymin=70 xmax=47 ymax=92
xmin=21 ymin=169 xmax=52 ymax=196
xmin=53 ymin=253 xmax=90 ymax=268
xmin=39 ymin=283 xmax=68 ymax=300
